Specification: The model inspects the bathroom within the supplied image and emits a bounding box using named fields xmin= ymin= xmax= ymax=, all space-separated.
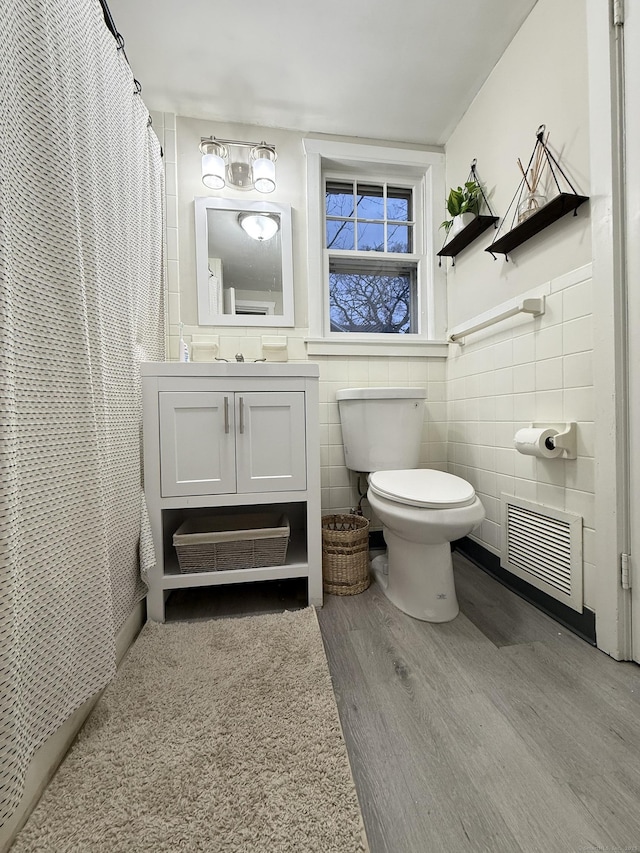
xmin=156 ymin=0 xmax=626 ymax=650
xmin=2 ymin=0 xmax=640 ymax=850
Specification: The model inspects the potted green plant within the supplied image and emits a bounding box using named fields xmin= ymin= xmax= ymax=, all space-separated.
xmin=440 ymin=180 xmax=483 ymax=238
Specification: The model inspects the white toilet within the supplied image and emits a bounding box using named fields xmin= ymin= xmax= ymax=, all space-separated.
xmin=336 ymin=387 xmax=485 ymax=622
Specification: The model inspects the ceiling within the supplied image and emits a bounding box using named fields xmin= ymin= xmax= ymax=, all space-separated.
xmin=107 ymin=0 xmax=538 ymax=147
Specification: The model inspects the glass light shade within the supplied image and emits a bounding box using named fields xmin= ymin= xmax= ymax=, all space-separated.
xmin=238 ymin=213 xmax=280 ymax=241
xmin=252 ymin=146 xmax=276 ymax=193
xmin=202 ymin=152 xmax=225 ymax=189
xmin=201 ymin=138 xmax=277 ymax=192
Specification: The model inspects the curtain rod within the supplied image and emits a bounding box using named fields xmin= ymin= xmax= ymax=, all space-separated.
xmin=98 ymin=0 xmax=121 ymax=46
xmin=98 ymin=0 xmax=134 ymax=77
xmin=96 ymin=0 xmax=158 ymax=137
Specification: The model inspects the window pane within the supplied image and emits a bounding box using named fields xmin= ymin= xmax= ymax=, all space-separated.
xmin=326 ymin=219 xmax=354 ymax=250
xmin=329 ymin=261 xmax=416 ymax=334
xmin=356 ymin=184 xmax=384 ymax=220
xmin=387 ymin=188 xmax=411 ymax=222
xmin=386 ymin=223 xmax=411 ymax=253
xmin=357 ymin=221 xmax=384 ymax=251
xmin=326 ymin=181 xmax=354 ymax=219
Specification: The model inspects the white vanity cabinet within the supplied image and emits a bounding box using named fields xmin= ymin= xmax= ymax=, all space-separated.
xmin=142 ymin=363 xmax=322 ymax=622
xmin=159 ymin=391 xmax=307 ymax=496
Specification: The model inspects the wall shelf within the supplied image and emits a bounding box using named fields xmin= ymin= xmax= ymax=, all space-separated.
xmin=485 ymin=193 xmax=589 ymax=259
xmin=485 ymin=125 xmax=589 ymax=260
xmin=437 ymin=215 xmax=499 ymax=260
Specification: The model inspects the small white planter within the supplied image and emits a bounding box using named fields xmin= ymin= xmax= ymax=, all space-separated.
xmin=448 ymin=212 xmax=476 ymax=239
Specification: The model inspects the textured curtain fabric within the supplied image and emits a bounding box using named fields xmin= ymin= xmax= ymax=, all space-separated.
xmin=0 ymin=0 xmax=165 ymax=823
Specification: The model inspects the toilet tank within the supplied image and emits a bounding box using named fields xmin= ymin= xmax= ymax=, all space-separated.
xmin=336 ymin=387 xmax=427 ymax=472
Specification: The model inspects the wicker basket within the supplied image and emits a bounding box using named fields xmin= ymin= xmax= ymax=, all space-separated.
xmin=173 ymin=513 xmax=289 ymax=573
xmin=322 ymin=514 xmax=370 ymax=595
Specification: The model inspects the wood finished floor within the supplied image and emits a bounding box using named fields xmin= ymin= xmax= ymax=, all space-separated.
xmin=317 ymin=552 xmax=640 ymax=853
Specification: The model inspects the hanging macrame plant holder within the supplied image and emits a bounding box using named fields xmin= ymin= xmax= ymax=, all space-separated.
xmin=486 ymin=124 xmax=589 ymax=261
xmin=437 ymin=159 xmax=498 ymax=266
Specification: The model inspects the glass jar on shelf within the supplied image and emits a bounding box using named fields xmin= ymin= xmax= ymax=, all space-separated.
xmin=517 ymin=191 xmax=547 ymax=224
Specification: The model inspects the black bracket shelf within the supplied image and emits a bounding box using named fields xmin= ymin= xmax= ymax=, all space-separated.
xmin=437 ymin=214 xmax=499 ymax=259
xmin=438 ymin=159 xmax=498 ymax=265
xmin=485 ymin=192 xmax=588 ymax=259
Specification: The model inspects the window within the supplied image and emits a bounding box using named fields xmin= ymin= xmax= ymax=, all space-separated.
xmin=326 ymin=181 xmax=417 ymax=334
xmin=303 ymin=138 xmax=447 ymax=356
xmin=325 ymin=182 xmax=413 ymax=253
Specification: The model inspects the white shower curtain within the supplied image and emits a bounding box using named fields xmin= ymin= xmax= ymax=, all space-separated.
xmin=0 ymin=0 xmax=165 ymax=822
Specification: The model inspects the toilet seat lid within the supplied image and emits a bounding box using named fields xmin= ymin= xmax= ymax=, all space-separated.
xmin=368 ymin=469 xmax=476 ymax=509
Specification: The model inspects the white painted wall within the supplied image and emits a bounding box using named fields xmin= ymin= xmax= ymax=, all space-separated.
xmin=445 ymin=0 xmax=591 ymax=325
xmin=444 ymin=0 xmax=599 ymax=612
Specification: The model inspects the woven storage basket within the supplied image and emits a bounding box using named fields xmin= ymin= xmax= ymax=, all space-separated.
xmin=322 ymin=514 xmax=370 ymax=595
xmin=173 ymin=513 xmax=289 ymax=573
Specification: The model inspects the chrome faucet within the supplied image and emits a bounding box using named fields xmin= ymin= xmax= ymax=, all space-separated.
xmin=235 ymin=353 xmax=245 ymax=362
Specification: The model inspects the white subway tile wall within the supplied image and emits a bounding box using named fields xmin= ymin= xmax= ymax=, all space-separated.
xmin=447 ymin=268 xmax=595 ymax=608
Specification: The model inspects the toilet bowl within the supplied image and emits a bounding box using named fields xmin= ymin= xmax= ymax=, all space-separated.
xmin=335 ymin=388 xmax=485 ymax=623
xmin=367 ymin=469 xmax=485 ymax=622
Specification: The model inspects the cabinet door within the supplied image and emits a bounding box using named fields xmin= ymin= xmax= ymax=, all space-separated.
xmin=236 ymin=392 xmax=307 ymax=493
xmin=159 ymin=391 xmax=236 ymax=496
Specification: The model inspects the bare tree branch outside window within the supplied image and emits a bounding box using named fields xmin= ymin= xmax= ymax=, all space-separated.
xmin=330 ymin=269 xmax=412 ymax=333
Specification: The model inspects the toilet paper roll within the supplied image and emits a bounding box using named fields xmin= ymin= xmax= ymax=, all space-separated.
xmin=514 ymin=427 xmax=562 ymax=458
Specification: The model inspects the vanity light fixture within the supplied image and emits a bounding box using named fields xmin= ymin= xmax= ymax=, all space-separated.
xmin=200 ymin=137 xmax=277 ymax=193
xmin=238 ymin=212 xmax=280 ymax=241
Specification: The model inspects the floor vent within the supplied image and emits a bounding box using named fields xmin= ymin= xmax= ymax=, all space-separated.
xmin=500 ymin=494 xmax=583 ymax=612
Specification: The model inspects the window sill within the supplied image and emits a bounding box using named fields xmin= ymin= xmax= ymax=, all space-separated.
xmin=304 ymin=338 xmax=449 ymax=357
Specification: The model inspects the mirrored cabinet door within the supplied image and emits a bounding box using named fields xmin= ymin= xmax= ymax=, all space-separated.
xmin=195 ymin=196 xmax=294 ymax=327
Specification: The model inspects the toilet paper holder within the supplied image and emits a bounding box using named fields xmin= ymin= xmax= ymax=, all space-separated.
xmin=531 ymin=422 xmax=577 ymax=459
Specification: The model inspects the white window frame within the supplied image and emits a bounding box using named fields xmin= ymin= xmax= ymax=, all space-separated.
xmin=303 ymin=137 xmax=448 ymax=357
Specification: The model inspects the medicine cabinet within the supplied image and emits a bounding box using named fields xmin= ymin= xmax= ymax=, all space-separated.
xmin=195 ymin=197 xmax=294 ymax=327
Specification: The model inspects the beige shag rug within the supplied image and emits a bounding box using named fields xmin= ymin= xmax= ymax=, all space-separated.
xmin=12 ymin=608 xmax=368 ymax=853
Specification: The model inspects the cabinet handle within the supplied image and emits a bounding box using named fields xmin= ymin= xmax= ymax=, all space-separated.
xmin=224 ymin=396 xmax=230 ymax=434
xmin=239 ymin=396 xmax=245 ymax=434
